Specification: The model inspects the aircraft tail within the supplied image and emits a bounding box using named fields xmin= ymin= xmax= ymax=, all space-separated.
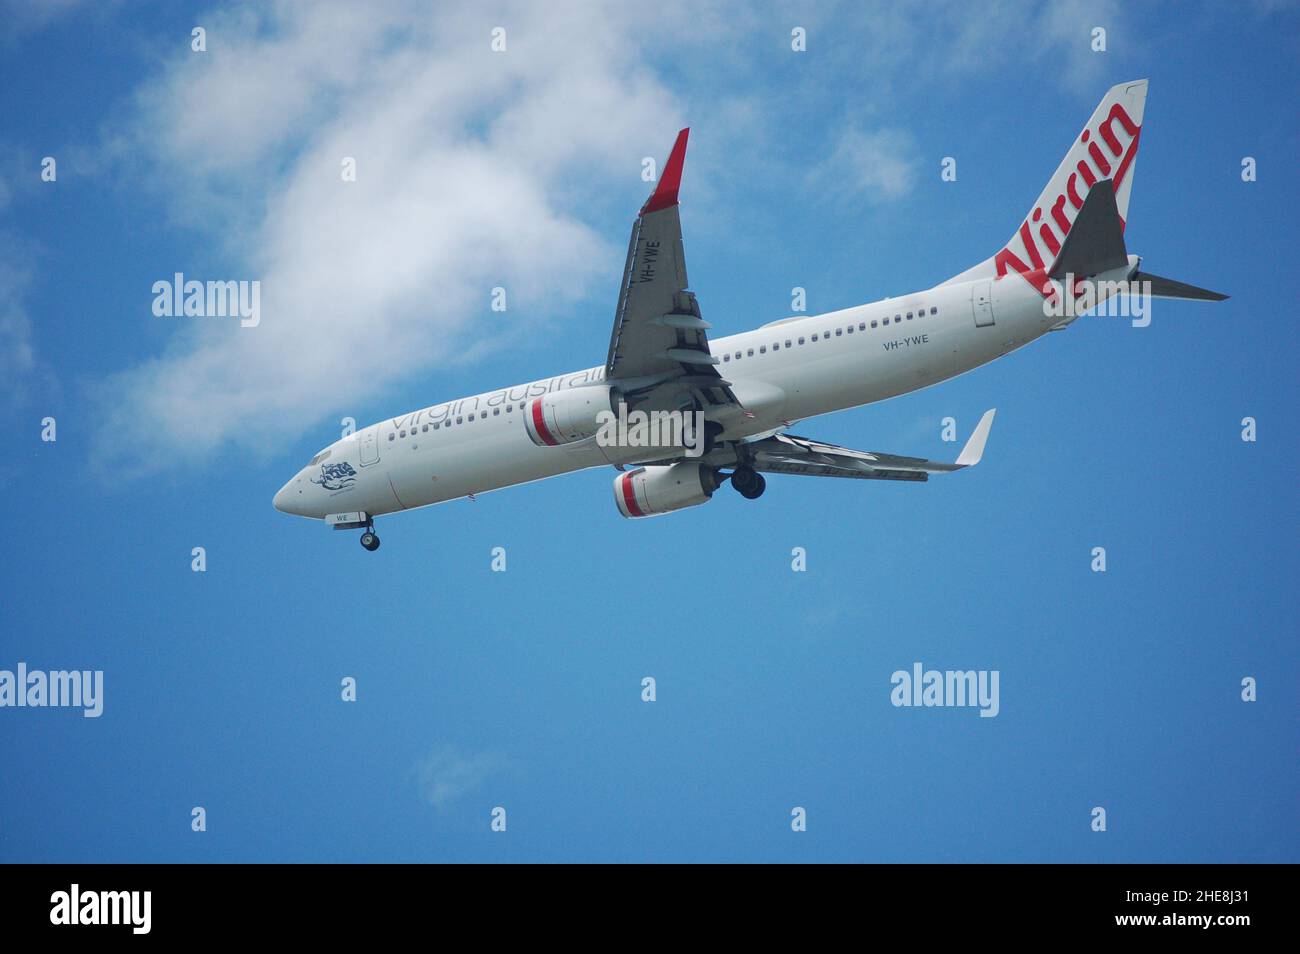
xmin=944 ymin=80 xmax=1148 ymax=287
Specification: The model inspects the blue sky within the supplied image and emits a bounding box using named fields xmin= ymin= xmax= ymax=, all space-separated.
xmin=1 ymin=1 xmax=1296 ymax=862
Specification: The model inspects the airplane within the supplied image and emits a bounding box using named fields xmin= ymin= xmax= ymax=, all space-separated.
xmin=274 ymin=79 xmax=1225 ymax=550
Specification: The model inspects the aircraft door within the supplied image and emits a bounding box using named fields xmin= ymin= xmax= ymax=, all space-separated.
xmin=359 ymin=424 xmax=380 ymax=466
xmin=972 ymin=280 xmax=995 ymax=327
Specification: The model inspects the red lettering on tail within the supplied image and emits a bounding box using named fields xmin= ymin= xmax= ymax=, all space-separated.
xmin=994 ymin=102 xmax=1140 ymax=295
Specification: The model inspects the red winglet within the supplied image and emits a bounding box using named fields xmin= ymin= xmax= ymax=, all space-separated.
xmin=640 ymin=128 xmax=689 ymax=215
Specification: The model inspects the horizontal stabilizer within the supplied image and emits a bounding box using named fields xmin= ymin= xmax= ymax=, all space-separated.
xmin=1132 ymin=271 xmax=1228 ymax=301
xmin=1049 ymin=179 xmax=1129 ymax=281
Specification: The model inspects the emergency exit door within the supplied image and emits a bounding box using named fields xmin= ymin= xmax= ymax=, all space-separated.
xmin=972 ymin=280 xmax=995 ymax=327
xmin=358 ymin=424 xmax=380 ymax=466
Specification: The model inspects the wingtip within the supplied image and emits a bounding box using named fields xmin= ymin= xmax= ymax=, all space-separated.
xmin=955 ymin=408 xmax=996 ymax=468
xmin=641 ymin=127 xmax=690 ymax=215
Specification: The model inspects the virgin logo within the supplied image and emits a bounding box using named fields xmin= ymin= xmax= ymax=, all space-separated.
xmin=996 ymin=102 xmax=1141 ymax=297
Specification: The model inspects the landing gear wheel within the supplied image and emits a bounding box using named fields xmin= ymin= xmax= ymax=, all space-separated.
xmin=360 ymin=531 xmax=380 ymax=551
xmin=739 ymin=472 xmax=766 ymax=499
xmin=731 ymin=467 xmax=766 ymax=499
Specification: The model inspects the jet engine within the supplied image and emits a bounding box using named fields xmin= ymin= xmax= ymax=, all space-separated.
xmin=523 ymin=385 xmax=619 ymax=446
xmin=613 ymin=461 xmax=721 ymax=518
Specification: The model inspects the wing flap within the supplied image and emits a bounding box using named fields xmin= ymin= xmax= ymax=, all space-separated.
xmin=745 ymin=410 xmax=996 ymax=481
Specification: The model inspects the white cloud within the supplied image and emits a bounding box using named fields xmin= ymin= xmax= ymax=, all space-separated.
xmin=0 ymin=236 xmax=36 ymax=400
xmin=811 ymin=127 xmax=918 ymax=205
xmin=0 ymin=0 xmax=98 ymax=44
xmin=415 ymin=745 xmax=507 ymax=811
xmin=1031 ymin=0 xmax=1126 ymax=90
xmin=0 ymin=147 xmax=40 ymax=407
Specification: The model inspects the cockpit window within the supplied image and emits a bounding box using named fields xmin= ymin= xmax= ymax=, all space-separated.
xmin=309 ymin=449 xmax=332 ymax=465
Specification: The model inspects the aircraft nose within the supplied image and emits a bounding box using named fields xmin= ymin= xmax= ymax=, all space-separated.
xmin=273 ymin=480 xmax=292 ymax=513
xmin=273 ymin=475 xmax=307 ymax=515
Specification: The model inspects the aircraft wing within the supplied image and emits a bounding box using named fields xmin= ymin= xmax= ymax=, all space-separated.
xmin=605 ymin=129 xmax=739 ymax=411
xmin=744 ymin=409 xmax=996 ymax=482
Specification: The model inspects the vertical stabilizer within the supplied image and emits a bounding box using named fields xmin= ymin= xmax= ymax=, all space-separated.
xmin=944 ymin=80 xmax=1147 ymax=290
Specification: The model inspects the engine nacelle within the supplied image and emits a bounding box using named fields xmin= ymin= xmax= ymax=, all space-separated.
xmin=613 ymin=462 xmax=721 ymax=518
xmin=524 ymin=385 xmax=618 ymax=446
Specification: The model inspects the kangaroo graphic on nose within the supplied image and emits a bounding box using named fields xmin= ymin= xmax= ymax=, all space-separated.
xmin=312 ymin=461 xmax=358 ymax=491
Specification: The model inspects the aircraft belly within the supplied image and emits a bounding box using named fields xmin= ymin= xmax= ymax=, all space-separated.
xmin=354 ymin=467 xmax=403 ymax=516
xmin=386 ymin=428 xmax=599 ymax=510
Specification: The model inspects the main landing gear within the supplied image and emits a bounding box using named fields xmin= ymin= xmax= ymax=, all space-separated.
xmin=730 ymin=466 xmax=766 ymax=500
xmin=359 ymin=521 xmax=380 ymax=551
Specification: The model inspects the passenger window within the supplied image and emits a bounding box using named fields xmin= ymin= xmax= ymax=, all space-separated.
xmin=871 ymin=320 xmax=878 ymax=328
xmin=930 ymin=307 xmax=938 ymax=315
xmin=493 ymin=408 xmax=500 ymax=416
xmin=906 ymin=312 xmax=913 ymax=320
xmin=723 ymin=354 xmax=730 ymax=362
xmin=760 ymin=346 xmax=767 ymax=354
xmin=811 ymin=334 xmax=818 ymax=341
xmin=455 ymin=417 xmax=463 ymax=424
xmin=858 ymin=322 xmax=866 ymax=331
xmin=481 ymin=411 xmax=487 ymax=419
xmin=747 ymin=349 xmax=754 ymax=357
xmin=388 ymin=434 xmax=395 ymax=442
xmin=883 ymin=318 xmax=890 ymax=325
xmin=835 ymin=328 xmax=842 ymax=336
xmin=785 ymin=339 xmax=792 ymax=347
xmin=798 ymin=337 xmax=805 ymax=345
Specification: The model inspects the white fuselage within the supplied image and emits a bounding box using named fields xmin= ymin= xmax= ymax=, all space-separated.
xmin=273 ymin=268 xmax=1120 ymax=521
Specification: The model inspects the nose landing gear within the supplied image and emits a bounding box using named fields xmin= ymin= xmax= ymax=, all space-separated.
xmin=325 ymin=512 xmax=380 ymax=550
xmin=359 ymin=518 xmax=380 ymax=551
